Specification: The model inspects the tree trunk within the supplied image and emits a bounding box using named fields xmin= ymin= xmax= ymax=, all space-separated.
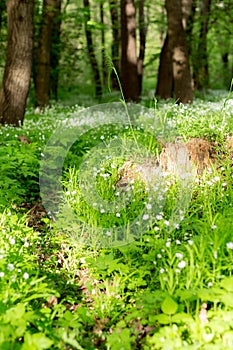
xmin=165 ymin=0 xmax=193 ymax=103
xmin=155 ymin=33 xmax=173 ymax=100
xmin=100 ymin=1 xmax=107 ymax=87
xmin=182 ymin=0 xmax=196 ymax=55
xmin=109 ymin=0 xmax=120 ymax=89
xmin=0 ymin=1 xmax=6 ymax=33
xmin=0 ymin=0 xmax=34 ymax=126
xmin=120 ymin=0 xmax=140 ymax=102
xmin=137 ymin=0 xmax=147 ymax=96
xmin=193 ymin=0 xmax=211 ymax=90
xmin=221 ymin=52 xmax=231 ymax=89
xmin=50 ymin=0 xmax=62 ymax=100
xmin=35 ymin=0 xmax=58 ymax=108
xmin=83 ymin=0 xmax=102 ymax=98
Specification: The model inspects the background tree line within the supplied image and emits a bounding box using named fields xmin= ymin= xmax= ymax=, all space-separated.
xmin=0 ymin=0 xmax=232 ymax=126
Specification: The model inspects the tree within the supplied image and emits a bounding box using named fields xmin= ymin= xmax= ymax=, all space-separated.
xmin=193 ymin=0 xmax=212 ymax=89
xmin=156 ymin=0 xmax=193 ymax=103
xmin=0 ymin=0 xmax=34 ymax=126
xmin=83 ymin=0 xmax=102 ymax=98
xmin=137 ymin=0 xmax=148 ymax=95
xmin=35 ymin=0 xmax=60 ymax=108
xmin=155 ymin=33 xmax=173 ymax=99
xmin=109 ymin=0 xmax=120 ymax=89
xmin=100 ymin=0 xmax=107 ymax=87
xmin=120 ymin=0 xmax=140 ymax=101
xmin=50 ymin=0 xmax=62 ymax=100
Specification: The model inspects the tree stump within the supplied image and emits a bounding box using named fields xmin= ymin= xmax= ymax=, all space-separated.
xmin=116 ymin=138 xmax=214 ymax=188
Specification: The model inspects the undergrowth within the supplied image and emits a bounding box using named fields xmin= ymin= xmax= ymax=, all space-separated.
xmin=0 ymin=90 xmax=233 ymax=349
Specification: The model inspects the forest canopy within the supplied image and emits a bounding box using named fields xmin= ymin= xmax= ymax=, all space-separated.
xmin=0 ymin=0 xmax=232 ymax=125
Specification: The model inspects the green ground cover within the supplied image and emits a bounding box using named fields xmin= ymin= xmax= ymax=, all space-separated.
xmin=1 ymin=90 xmax=233 ymax=349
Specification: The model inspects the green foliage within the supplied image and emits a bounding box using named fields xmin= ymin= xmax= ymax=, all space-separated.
xmin=1 ymin=91 xmax=233 ymax=348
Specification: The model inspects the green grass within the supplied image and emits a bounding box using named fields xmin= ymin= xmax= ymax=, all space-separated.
xmin=1 ymin=90 xmax=233 ymax=349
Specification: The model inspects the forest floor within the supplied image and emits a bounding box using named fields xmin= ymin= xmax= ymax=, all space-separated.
xmin=1 ymin=89 xmax=233 ymax=349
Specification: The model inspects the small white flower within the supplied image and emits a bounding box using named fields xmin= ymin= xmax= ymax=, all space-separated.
xmin=226 ymin=242 xmax=233 ymax=250
xmin=145 ymin=204 xmax=152 ymax=210
xmin=164 ymin=220 xmax=170 ymax=226
xmin=23 ymin=272 xmax=29 ymax=279
xmin=175 ymin=252 xmax=183 ymax=259
xmin=142 ymin=214 xmax=149 ymax=220
xmin=165 ymin=241 xmax=171 ymax=248
xmin=160 ymin=268 xmax=165 ymax=274
xmin=100 ymin=208 xmax=105 ymax=213
xmin=9 ymin=237 xmax=15 ymax=245
xmin=0 ymin=272 xmax=4 ymax=278
xmin=116 ymin=212 xmax=121 ymax=217
xmin=176 ymin=240 xmax=181 ymax=245
xmin=156 ymin=214 xmax=163 ymax=221
xmin=211 ymin=225 xmax=217 ymax=229
xmin=157 ymin=254 xmax=162 ymax=258
xmin=208 ymin=282 xmax=213 ymax=288
xmin=105 ymin=231 xmax=111 ymax=236
xmin=178 ymin=260 xmax=186 ymax=269
xmin=213 ymin=251 xmax=218 ymax=259
xmin=213 ymin=176 xmax=220 ymax=182
xmin=188 ymin=240 xmax=193 ymax=245
xmin=100 ymin=135 xmax=105 ymax=140
xmin=7 ymin=263 xmax=14 ymax=271
xmin=154 ymin=226 xmax=160 ymax=231
xmin=24 ymin=241 xmax=29 ymax=248
xmin=66 ymin=191 xmax=70 ymax=195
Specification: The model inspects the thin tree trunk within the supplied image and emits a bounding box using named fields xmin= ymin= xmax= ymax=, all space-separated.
xmin=165 ymin=0 xmax=193 ymax=103
xmin=120 ymin=0 xmax=140 ymax=102
xmin=100 ymin=1 xmax=107 ymax=86
xmin=221 ymin=52 xmax=231 ymax=89
xmin=193 ymin=0 xmax=211 ymax=90
xmin=155 ymin=33 xmax=173 ymax=99
xmin=35 ymin=0 xmax=58 ymax=108
xmin=137 ymin=0 xmax=147 ymax=96
xmin=0 ymin=0 xmax=34 ymax=126
xmin=109 ymin=0 xmax=120 ymax=89
xmin=83 ymin=0 xmax=102 ymax=98
xmin=50 ymin=0 xmax=62 ymax=100
xmin=182 ymin=0 xmax=196 ymax=55
xmin=0 ymin=1 xmax=6 ymax=33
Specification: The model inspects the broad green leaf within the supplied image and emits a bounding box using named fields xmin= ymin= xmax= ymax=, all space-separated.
xmin=154 ymin=313 xmax=170 ymax=324
xmin=220 ymin=277 xmax=233 ymax=292
xmin=22 ymin=333 xmax=54 ymax=350
xmin=161 ymin=296 xmax=178 ymax=315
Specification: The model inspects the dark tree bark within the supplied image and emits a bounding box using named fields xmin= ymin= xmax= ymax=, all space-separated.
xmin=0 ymin=0 xmax=34 ymax=126
xmin=155 ymin=33 xmax=173 ymax=99
xmin=165 ymin=0 xmax=193 ymax=103
xmin=0 ymin=1 xmax=6 ymax=33
xmin=137 ymin=0 xmax=147 ymax=95
xmin=100 ymin=0 xmax=107 ymax=86
xmin=35 ymin=0 xmax=59 ymax=108
xmin=120 ymin=0 xmax=140 ymax=102
xmin=193 ymin=0 xmax=211 ymax=90
xmin=83 ymin=0 xmax=102 ymax=98
xmin=221 ymin=52 xmax=231 ymax=89
xmin=183 ymin=0 xmax=196 ymax=56
xmin=109 ymin=0 xmax=120 ymax=89
xmin=50 ymin=0 xmax=62 ymax=100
